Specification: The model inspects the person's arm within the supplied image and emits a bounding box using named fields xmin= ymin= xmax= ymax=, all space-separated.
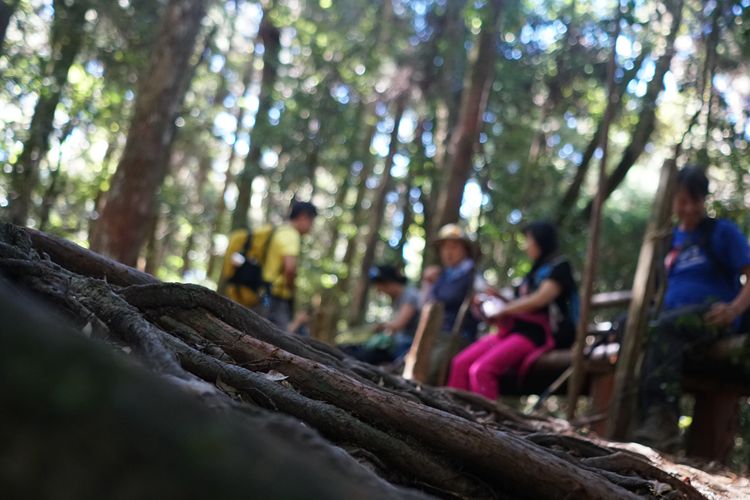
xmin=497 ymin=279 xmax=562 ymax=317
xmin=705 ymin=222 xmax=750 ymax=326
xmin=705 ymin=265 xmax=750 ymax=326
xmin=381 ymin=303 xmax=418 ymax=334
xmin=282 ymin=255 xmax=297 ymax=289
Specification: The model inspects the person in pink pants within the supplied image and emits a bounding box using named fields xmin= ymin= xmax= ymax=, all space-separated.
xmin=447 ymin=221 xmax=578 ymax=400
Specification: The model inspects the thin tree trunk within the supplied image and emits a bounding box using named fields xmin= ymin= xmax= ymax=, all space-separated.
xmin=322 ymin=103 xmax=366 ymax=262
xmin=205 ymin=52 xmax=257 ymax=279
xmin=566 ymin=12 xmax=621 ymax=420
xmin=433 ymin=0 xmax=502 ymax=231
xmin=349 ymin=97 xmax=407 ymax=325
xmin=88 ymin=133 xmax=122 ymax=243
xmin=395 ymin=119 xmax=425 ymax=266
xmin=231 ymin=8 xmax=280 ymax=231
xmin=395 ymin=184 xmax=413 ymax=266
xmin=556 ymin=50 xmax=648 ymax=222
xmin=181 ymin=155 xmax=211 ymax=279
xmin=579 ymin=0 xmax=683 ymax=220
xmin=89 ymin=0 xmax=207 ymax=265
xmin=0 ymin=0 xmax=19 ymax=57
xmin=8 ymin=0 xmax=87 ymax=226
xmin=337 ymin=109 xmax=380 ymax=283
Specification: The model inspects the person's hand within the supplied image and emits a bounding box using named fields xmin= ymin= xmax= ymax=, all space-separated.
xmin=704 ymin=302 xmax=740 ymax=326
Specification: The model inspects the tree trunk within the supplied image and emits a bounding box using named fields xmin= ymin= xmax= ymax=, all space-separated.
xmin=556 ymin=49 xmax=648 ymax=222
xmin=566 ymin=12 xmax=620 ymax=420
xmin=205 ymin=52 xmax=257 ymax=279
xmin=579 ymin=0 xmax=683 ymax=220
xmin=89 ymin=0 xmax=206 ymax=265
xmin=322 ymin=102 xmax=367 ymax=262
xmin=394 ymin=119 xmax=424 ymax=266
xmin=336 ymin=108 xmax=379 ymax=284
xmin=181 ymin=155 xmax=211 ymax=279
xmin=231 ymin=8 xmax=280 ymax=231
xmin=8 ymin=0 xmax=87 ymax=226
xmin=349 ymin=97 xmax=406 ymax=325
xmin=0 ymin=0 xmax=19 ymax=57
xmin=432 ymin=0 xmax=502 ymax=230
xmin=0 ymin=223 xmax=709 ymax=500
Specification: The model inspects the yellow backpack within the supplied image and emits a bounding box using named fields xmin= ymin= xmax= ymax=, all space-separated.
xmin=222 ymin=226 xmax=276 ymax=307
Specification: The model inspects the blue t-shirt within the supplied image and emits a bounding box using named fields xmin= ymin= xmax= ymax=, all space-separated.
xmin=663 ymin=218 xmax=750 ymax=311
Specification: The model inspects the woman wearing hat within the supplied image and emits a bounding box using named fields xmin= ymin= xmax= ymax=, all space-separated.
xmin=447 ymin=221 xmax=578 ymax=400
xmin=427 ymin=223 xmax=480 ymax=384
xmin=339 ymin=265 xmax=421 ymax=365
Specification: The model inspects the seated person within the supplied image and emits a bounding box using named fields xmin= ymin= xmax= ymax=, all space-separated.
xmin=340 ymin=265 xmax=421 ymax=365
xmin=447 ymin=221 xmax=578 ymax=400
xmin=427 ymin=224 xmax=480 ymax=385
xmin=633 ymin=166 xmax=750 ymax=451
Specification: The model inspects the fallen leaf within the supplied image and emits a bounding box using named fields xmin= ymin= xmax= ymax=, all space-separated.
xmin=263 ymin=370 xmax=288 ymax=382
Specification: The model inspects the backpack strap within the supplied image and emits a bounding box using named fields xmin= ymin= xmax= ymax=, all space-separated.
xmin=240 ymin=229 xmax=253 ymax=256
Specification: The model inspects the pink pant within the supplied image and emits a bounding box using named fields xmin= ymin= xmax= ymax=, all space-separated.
xmin=447 ymin=333 xmax=536 ymax=400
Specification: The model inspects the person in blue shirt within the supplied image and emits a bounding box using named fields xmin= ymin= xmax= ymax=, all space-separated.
xmin=633 ymin=166 xmax=750 ymax=451
xmin=426 ymin=224 xmax=479 ymax=385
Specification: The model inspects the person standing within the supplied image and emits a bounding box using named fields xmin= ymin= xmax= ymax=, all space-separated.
xmin=221 ymin=201 xmax=318 ymax=330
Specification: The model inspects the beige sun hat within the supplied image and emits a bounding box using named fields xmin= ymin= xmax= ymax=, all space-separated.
xmin=434 ymin=223 xmax=476 ymax=256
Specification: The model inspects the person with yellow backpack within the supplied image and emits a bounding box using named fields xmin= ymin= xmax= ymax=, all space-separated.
xmin=220 ymin=201 xmax=318 ymax=330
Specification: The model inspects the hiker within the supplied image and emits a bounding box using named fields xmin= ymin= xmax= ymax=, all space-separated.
xmin=426 ymin=223 xmax=480 ymax=385
xmin=220 ymin=201 xmax=318 ymax=330
xmin=339 ymin=265 xmax=421 ymax=365
xmin=447 ymin=221 xmax=578 ymax=400
xmin=633 ymin=166 xmax=750 ymax=451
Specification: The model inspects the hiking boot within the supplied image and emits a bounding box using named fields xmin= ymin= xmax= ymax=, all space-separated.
xmin=632 ymin=406 xmax=681 ymax=453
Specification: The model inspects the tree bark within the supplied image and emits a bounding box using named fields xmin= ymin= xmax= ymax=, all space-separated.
xmin=579 ymin=0 xmax=683 ymax=221
xmin=349 ymin=97 xmax=407 ymax=325
xmin=433 ymin=0 xmax=502 ymax=230
xmin=89 ymin=0 xmax=206 ymax=265
xmin=8 ymin=0 xmax=87 ymax=226
xmin=231 ymin=8 xmax=280 ymax=231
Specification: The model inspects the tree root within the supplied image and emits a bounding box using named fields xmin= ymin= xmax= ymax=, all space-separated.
xmin=0 ymin=224 xmax=711 ymax=500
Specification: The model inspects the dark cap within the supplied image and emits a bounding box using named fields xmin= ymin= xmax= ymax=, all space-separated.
xmin=368 ymin=265 xmax=407 ymax=285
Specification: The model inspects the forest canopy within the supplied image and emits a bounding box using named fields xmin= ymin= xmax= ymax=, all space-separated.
xmin=1 ymin=0 xmax=749 ymax=320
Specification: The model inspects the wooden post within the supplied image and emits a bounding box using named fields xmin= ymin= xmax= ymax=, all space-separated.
xmin=402 ymin=302 xmax=444 ymax=383
xmin=566 ymin=13 xmax=621 ymax=420
xmin=604 ymin=159 xmax=677 ymax=439
xmin=686 ymin=389 xmax=741 ymax=463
